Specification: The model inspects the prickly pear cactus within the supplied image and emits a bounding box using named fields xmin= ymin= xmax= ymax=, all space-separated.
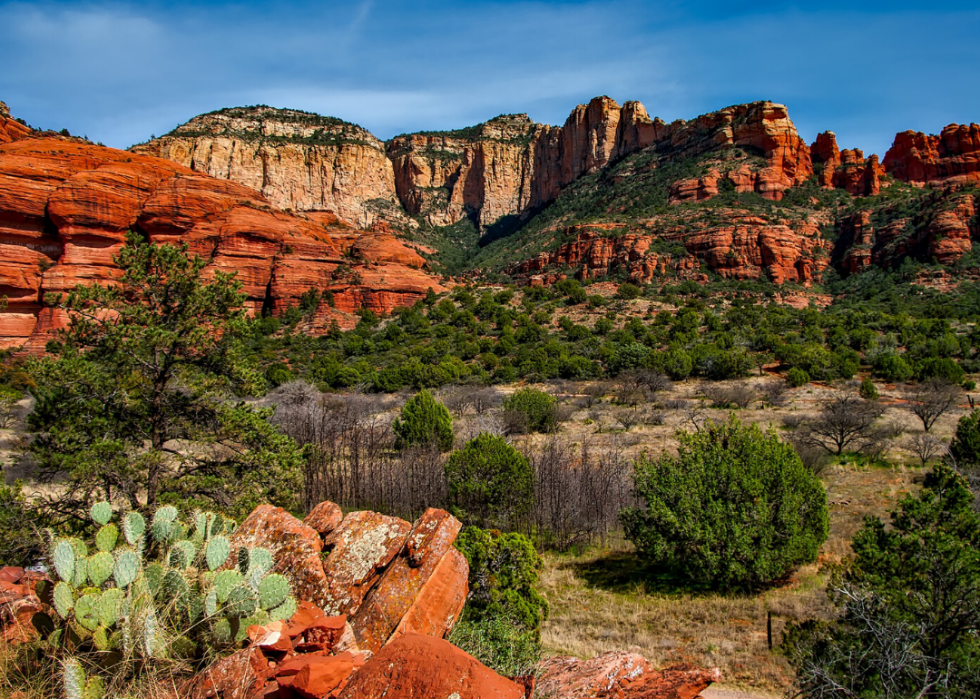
xmin=45 ymin=501 xmax=298 ymax=688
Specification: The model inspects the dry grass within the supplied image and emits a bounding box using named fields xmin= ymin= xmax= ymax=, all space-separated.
xmin=535 ymin=462 xmax=919 ymax=694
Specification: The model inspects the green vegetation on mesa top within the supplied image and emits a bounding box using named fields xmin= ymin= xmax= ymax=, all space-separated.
xmin=390 ymin=113 xmax=537 ymax=143
xmin=159 ymin=105 xmax=375 ymax=148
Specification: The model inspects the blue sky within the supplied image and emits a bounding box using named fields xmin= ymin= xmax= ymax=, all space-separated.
xmin=1 ymin=1 xmax=978 ymax=155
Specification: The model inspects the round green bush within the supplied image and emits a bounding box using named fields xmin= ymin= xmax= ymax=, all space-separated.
xmin=787 ymin=367 xmax=810 ymax=387
xmin=445 ymin=434 xmax=534 ymax=528
xmin=621 ymin=415 xmax=829 ymax=589
xmin=265 ymin=362 xmax=294 ymax=388
xmin=503 ymin=388 xmax=557 ymax=434
xmin=392 ymin=389 xmax=454 ymax=451
xmin=859 ymin=377 xmax=879 ymax=401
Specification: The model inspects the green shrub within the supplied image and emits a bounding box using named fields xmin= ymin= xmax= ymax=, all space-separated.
xmin=873 ymin=353 xmax=914 ymax=382
xmin=616 ymin=283 xmax=642 ymax=300
xmin=265 ymin=362 xmax=294 ymax=388
xmin=786 ymin=465 xmax=980 ymax=698
xmin=964 ymin=380 xmax=977 ymax=391
xmin=621 ymin=415 xmax=829 ymax=589
xmin=859 ymin=377 xmax=879 ymax=400
xmin=787 ymin=367 xmax=810 ymax=387
xmin=918 ymin=357 xmax=966 ymax=384
xmin=949 ymin=409 xmax=980 ymax=467
xmin=392 ymin=389 xmax=454 ymax=451
xmin=445 ymin=434 xmax=534 ymax=528
xmin=454 ymin=526 xmax=548 ymax=631
xmin=503 ymin=388 xmax=557 ymax=434
xmin=0 ymin=482 xmax=44 ymax=567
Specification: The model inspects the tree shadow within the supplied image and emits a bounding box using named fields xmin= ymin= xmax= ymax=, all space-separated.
xmin=566 ymin=550 xmax=716 ymax=596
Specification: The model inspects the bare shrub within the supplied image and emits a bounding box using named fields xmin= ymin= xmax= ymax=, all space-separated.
xmin=439 ymin=386 xmax=473 ymax=418
xmin=471 ymin=387 xmax=502 ymax=415
xmin=529 ymin=435 xmax=635 ymax=551
xmin=684 ymin=401 xmax=709 ymax=433
xmin=642 ymin=409 xmax=667 ymax=426
xmin=614 ymin=408 xmax=640 ymax=432
xmin=906 ymin=432 xmax=946 ymax=467
xmin=273 ymin=392 xmax=442 ymax=520
xmin=702 ymin=381 xmax=757 ymax=409
xmin=760 ymin=380 xmax=789 ymax=407
xmin=616 ymin=370 xmax=672 ymax=408
xmin=581 ymin=382 xmax=609 ymax=408
xmin=503 ymin=409 xmax=531 ymax=435
xmin=904 ymin=378 xmax=960 ymax=433
xmin=663 ymin=398 xmax=691 ymax=411
xmin=798 ymin=392 xmax=885 ymax=455
xmin=789 ymin=437 xmax=831 ymax=476
xmin=782 ymin=413 xmax=808 ymax=430
xmin=860 ymin=422 xmax=905 ymax=462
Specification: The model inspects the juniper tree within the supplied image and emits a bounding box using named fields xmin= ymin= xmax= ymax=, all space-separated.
xmin=28 ymin=233 xmax=304 ymax=522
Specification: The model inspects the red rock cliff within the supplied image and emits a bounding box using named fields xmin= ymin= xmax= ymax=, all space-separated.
xmin=0 ymin=132 xmax=444 ymax=351
xmin=884 ymin=123 xmax=980 ymax=185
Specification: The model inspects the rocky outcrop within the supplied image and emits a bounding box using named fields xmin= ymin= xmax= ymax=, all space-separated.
xmin=0 ymin=103 xmax=31 ymax=144
xmin=0 ymin=133 xmax=445 ymax=350
xmin=535 ymin=653 xmax=720 ymax=699
xmin=511 ymin=215 xmax=831 ymax=286
xmin=838 ymin=192 xmax=977 ymax=271
xmin=811 ymin=132 xmax=884 ymax=196
xmin=337 ymin=633 xmax=526 ymax=699
xmin=884 ymin=123 xmax=980 ymax=185
xmin=225 ymin=504 xmax=467 ymax=654
xmin=131 ymin=106 xmax=403 ymax=227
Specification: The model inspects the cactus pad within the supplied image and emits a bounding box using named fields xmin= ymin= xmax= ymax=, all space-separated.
xmin=122 ymin=511 xmax=145 ymax=545
xmin=204 ymin=589 xmax=219 ymax=618
xmin=258 ymin=574 xmax=290 ymax=610
xmin=87 ymin=551 xmax=114 ymax=587
xmin=53 ymin=540 xmax=76 ymax=583
xmin=93 ymin=625 xmax=110 ymax=651
xmin=163 ymin=569 xmax=190 ymax=603
xmin=82 ymin=675 xmax=104 ymax=699
xmin=72 ymin=555 xmax=89 ymax=589
xmin=113 ymin=550 xmax=140 ymax=589
xmin=269 ymin=596 xmax=297 ymax=623
xmin=144 ymin=562 xmax=165 ymax=596
xmin=62 ymin=657 xmax=86 ymax=699
xmin=150 ymin=519 xmax=172 ymax=544
xmin=98 ymin=588 xmax=125 ymax=627
xmin=95 ymin=524 xmax=119 ymax=553
xmin=154 ymin=504 xmax=178 ymax=524
xmin=205 ymin=536 xmax=231 ymax=571
xmin=143 ymin=610 xmax=161 ymax=658
xmin=249 ymin=547 xmax=273 ymax=577
xmin=212 ymin=617 xmax=234 ymax=645
xmin=53 ymin=581 xmax=74 ymax=618
xmin=213 ymin=569 xmax=244 ymax=602
xmin=175 ymin=540 xmax=197 ymax=568
xmin=75 ymin=593 xmax=101 ymax=631
xmin=225 ymin=583 xmax=258 ymax=617
xmin=90 ymin=501 xmax=113 ymax=526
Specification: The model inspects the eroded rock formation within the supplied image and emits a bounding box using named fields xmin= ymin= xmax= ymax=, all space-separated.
xmin=811 ymin=132 xmax=884 ymax=196
xmin=511 ymin=214 xmax=832 ymax=287
xmin=884 ymin=123 xmax=980 ymax=185
xmin=0 ymin=130 xmax=445 ymax=351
